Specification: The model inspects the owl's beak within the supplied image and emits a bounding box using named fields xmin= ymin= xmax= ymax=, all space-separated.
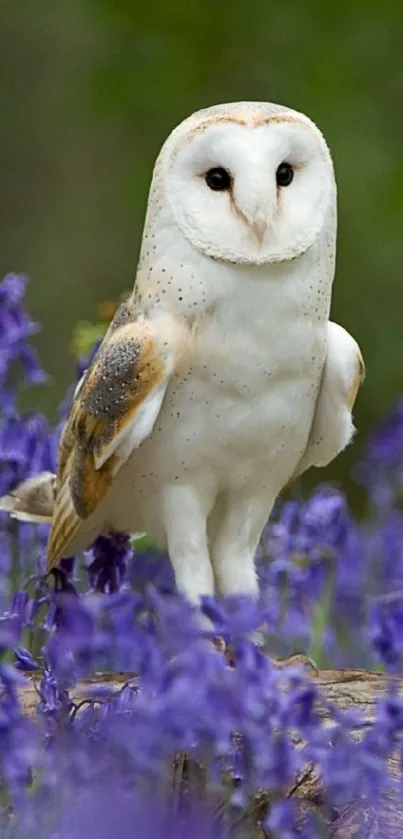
xmin=249 ymin=217 xmax=267 ymax=245
xmin=233 ymin=176 xmax=272 ymax=245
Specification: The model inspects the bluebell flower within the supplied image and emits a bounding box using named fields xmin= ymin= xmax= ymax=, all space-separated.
xmin=258 ymin=486 xmax=371 ymax=666
xmin=0 ymin=273 xmax=47 ymax=408
xmin=369 ymin=593 xmax=403 ymax=670
xmin=264 ymin=800 xmax=301 ymax=839
xmin=0 ymin=657 xmax=37 ymax=803
xmin=130 ymin=544 xmax=175 ymax=592
xmin=355 ymin=399 xmax=403 ymax=508
xmin=0 ymin=275 xmax=55 ymax=582
xmin=13 ymin=648 xmax=39 ymax=672
xmin=367 ymin=400 xmax=403 ymax=470
xmin=87 ymin=532 xmax=133 ymax=593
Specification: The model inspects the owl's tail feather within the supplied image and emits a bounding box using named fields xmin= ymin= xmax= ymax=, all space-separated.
xmin=0 ymin=472 xmax=56 ymax=524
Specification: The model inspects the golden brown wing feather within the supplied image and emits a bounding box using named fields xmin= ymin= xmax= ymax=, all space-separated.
xmin=347 ymin=346 xmax=365 ymax=410
xmin=46 ymin=307 xmax=180 ymax=572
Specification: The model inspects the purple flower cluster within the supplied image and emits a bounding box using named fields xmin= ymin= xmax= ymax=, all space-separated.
xmin=0 ymin=273 xmax=46 ymax=413
xmin=1 ymin=274 xmax=403 ymax=837
xmin=256 ymin=488 xmax=379 ymax=671
xmin=0 ymin=276 xmax=55 ymax=593
xmin=355 ymin=399 xmax=403 ymax=508
xmin=2 ymin=588 xmax=403 ymax=838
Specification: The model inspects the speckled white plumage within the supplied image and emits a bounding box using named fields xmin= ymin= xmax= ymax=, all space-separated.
xmin=0 ymin=101 xmax=364 ymax=603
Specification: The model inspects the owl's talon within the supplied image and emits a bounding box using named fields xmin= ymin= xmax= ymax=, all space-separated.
xmin=212 ymin=636 xmax=226 ymax=655
xmin=274 ymin=652 xmax=318 ymax=674
xmin=212 ymin=637 xmax=236 ymax=667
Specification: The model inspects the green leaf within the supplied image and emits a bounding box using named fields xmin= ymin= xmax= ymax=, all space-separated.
xmin=131 ymin=534 xmax=162 ymax=553
xmin=308 ymin=576 xmax=335 ymax=669
xmin=70 ymin=320 xmax=108 ymax=359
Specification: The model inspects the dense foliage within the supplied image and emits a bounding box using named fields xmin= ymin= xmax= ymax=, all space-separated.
xmin=1 ymin=273 xmax=403 ymax=837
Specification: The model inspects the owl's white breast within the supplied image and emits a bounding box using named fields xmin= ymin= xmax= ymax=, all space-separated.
xmin=164 ymin=244 xmax=329 ymax=471
xmin=105 ymin=235 xmax=332 ymax=542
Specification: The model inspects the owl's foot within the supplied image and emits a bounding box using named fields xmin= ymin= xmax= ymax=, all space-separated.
xmin=274 ymin=652 xmax=318 ymax=674
xmin=213 ymin=641 xmax=318 ymax=674
xmin=212 ymin=634 xmax=265 ymax=666
xmin=212 ymin=636 xmax=236 ymax=667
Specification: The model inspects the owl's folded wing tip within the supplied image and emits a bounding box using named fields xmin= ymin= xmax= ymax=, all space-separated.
xmin=0 ymin=472 xmax=56 ymax=524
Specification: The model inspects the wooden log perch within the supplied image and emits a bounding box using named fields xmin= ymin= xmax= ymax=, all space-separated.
xmin=17 ymin=663 xmax=402 ymax=838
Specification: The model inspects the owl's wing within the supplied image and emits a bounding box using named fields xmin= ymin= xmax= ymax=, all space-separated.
xmin=0 ymin=472 xmax=56 ymax=524
xmin=289 ymin=321 xmax=365 ymax=482
xmin=47 ymin=312 xmax=186 ymax=571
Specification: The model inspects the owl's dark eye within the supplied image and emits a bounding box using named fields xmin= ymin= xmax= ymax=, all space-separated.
xmin=205 ymin=167 xmax=232 ymax=191
xmin=276 ymin=162 xmax=294 ymax=187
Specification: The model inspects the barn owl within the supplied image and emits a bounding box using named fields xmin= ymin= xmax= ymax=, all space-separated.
xmin=0 ymin=102 xmax=364 ymax=604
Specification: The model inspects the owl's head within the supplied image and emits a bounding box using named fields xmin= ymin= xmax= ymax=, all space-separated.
xmin=150 ymin=102 xmax=335 ymax=266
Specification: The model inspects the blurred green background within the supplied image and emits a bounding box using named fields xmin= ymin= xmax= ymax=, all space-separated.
xmin=0 ymin=0 xmax=402 ymax=500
